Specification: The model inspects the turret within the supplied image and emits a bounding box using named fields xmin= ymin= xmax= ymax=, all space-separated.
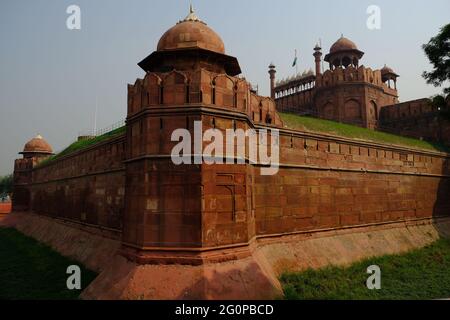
xmin=13 ymin=135 xmax=53 ymax=212
xmin=313 ymin=44 xmax=322 ymax=77
xmin=268 ymin=63 xmax=276 ymax=99
xmin=324 ymin=35 xmax=364 ymax=70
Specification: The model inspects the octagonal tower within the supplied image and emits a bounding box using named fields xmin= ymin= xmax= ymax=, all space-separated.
xmin=122 ymin=6 xmax=282 ymax=268
xmin=13 ymin=135 xmax=53 ymax=211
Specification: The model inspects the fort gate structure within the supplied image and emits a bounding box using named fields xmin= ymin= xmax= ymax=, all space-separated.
xmin=7 ymin=8 xmax=450 ymax=299
xmin=272 ymin=37 xmax=450 ymax=145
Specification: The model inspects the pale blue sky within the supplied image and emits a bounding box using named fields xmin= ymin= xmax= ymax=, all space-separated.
xmin=1 ymin=0 xmax=449 ymax=175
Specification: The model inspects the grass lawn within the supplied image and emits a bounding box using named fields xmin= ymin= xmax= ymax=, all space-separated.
xmin=281 ymin=238 xmax=450 ymax=300
xmin=0 ymin=227 xmax=97 ymax=300
xmin=37 ymin=126 xmax=125 ymax=168
xmin=279 ymin=113 xmax=449 ymax=153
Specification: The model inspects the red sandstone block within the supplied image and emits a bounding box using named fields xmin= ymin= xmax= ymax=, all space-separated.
xmin=306 ymin=178 xmax=320 ymax=186
xmin=340 ymin=213 xmax=360 ymax=226
xmin=367 ymin=187 xmax=387 ymax=195
xmin=360 ymin=147 xmax=369 ymax=157
xmin=319 ymin=185 xmax=333 ymax=195
xmin=415 ymin=208 xmax=432 ymax=218
xmin=329 ymin=142 xmax=340 ymax=154
xmin=382 ymin=210 xmax=404 ymax=222
xmin=294 ymin=217 xmax=316 ymax=230
xmin=309 ymin=158 xmax=328 ymax=167
xmin=403 ymin=210 xmax=416 ymax=219
xmin=335 ymin=194 xmax=354 ymax=205
xmin=360 ymin=211 xmax=382 ymax=223
xmin=336 ymin=203 xmax=353 ymax=213
xmin=346 ymin=162 xmax=365 ymax=170
xmin=319 ymin=178 xmax=339 ymax=186
xmin=305 ymin=150 xmax=322 ymax=158
xmin=292 ymin=206 xmax=318 ymax=218
xmin=335 ymin=187 xmax=352 ymax=195
xmin=351 ymin=187 xmax=369 ymax=195
xmin=369 ymin=148 xmax=378 ymax=158
xmin=318 ymin=205 xmax=336 ymax=215
xmin=318 ymin=141 xmax=328 ymax=152
xmin=305 ymin=139 xmax=318 ymax=150
xmin=263 ymin=218 xmax=283 ymax=234
xmin=293 ymin=137 xmax=305 ymax=149
xmin=339 ymin=144 xmax=350 ymax=155
xmin=265 ymin=207 xmax=282 ymax=218
xmin=350 ymin=146 xmax=360 ymax=155
xmin=327 ymin=153 xmax=345 ymax=163
xmin=314 ymin=215 xmax=340 ymax=229
xmin=339 ymin=178 xmax=361 ymax=187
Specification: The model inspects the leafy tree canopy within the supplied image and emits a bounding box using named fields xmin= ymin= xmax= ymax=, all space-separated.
xmin=0 ymin=175 xmax=13 ymax=195
xmin=422 ymin=23 xmax=450 ymax=95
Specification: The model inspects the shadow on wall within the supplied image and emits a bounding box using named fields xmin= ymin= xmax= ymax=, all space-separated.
xmin=433 ymin=157 xmax=450 ymax=238
xmin=174 ymin=261 xmax=281 ymax=300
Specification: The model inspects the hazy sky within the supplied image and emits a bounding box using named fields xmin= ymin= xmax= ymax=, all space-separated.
xmin=1 ymin=0 xmax=449 ymax=175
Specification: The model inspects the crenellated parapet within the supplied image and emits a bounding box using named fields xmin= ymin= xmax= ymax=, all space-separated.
xmin=127 ymin=69 xmax=282 ymax=126
xmin=316 ymin=65 xmax=385 ymax=88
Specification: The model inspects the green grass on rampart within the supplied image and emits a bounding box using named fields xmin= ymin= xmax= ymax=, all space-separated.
xmin=37 ymin=126 xmax=125 ymax=167
xmin=280 ymin=113 xmax=449 ymax=152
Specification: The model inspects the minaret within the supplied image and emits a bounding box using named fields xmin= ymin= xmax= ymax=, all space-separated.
xmin=313 ymin=44 xmax=322 ymax=77
xmin=268 ymin=63 xmax=276 ymax=99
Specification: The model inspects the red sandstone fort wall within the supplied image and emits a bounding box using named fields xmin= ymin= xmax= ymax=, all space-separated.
xmin=15 ymin=114 xmax=450 ymax=249
xmin=28 ymin=135 xmax=126 ymax=231
xmin=253 ymin=127 xmax=450 ymax=237
xmin=379 ymin=99 xmax=450 ymax=146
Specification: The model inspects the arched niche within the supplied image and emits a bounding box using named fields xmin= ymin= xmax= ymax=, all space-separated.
xmin=369 ymin=100 xmax=378 ymax=121
xmin=144 ymin=73 xmax=162 ymax=106
xmin=213 ymin=74 xmax=236 ymax=108
xmin=322 ymin=102 xmax=334 ymax=120
xmin=162 ymin=71 xmax=188 ymax=105
xmin=344 ymin=99 xmax=361 ymax=120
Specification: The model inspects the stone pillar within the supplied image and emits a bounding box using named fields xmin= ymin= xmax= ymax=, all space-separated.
xmin=268 ymin=64 xmax=276 ymax=100
xmin=313 ymin=45 xmax=322 ymax=77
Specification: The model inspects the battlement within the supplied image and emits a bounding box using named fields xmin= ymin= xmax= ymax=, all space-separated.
xmin=316 ymin=65 xmax=384 ymax=89
xmin=380 ymin=98 xmax=436 ymax=121
xmin=127 ymin=69 xmax=283 ymax=126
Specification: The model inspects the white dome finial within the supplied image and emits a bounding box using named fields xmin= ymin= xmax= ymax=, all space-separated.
xmin=182 ymin=3 xmax=202 ymax=23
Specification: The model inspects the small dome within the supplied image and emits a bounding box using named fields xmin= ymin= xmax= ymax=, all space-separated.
xmin=22 ymin=135 xmax=53 ymax=154
xmin=381 ymin=65 xmax=394 ymax=74
xmin=157 ymin=6 xmax=225 ymax=54
xmin=329 ymin=36 xmax=358 ymax=54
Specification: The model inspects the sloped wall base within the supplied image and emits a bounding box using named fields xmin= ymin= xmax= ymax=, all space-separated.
xmin=2 ymin=212 xmax=450 ymax=300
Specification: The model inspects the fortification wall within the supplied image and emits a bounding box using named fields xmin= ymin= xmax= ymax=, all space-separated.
xmin=254 ymin=127 xmax=450 ymax=237
xmin=16 ymin=116 xmax=450 ymax=245
xmin=28 ymin=134 xmax=127 ymax=232
xmin=379 ymin=99 xmax=450 ymax=146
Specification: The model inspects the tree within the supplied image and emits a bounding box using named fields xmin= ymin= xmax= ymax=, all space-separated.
xmin=422 ymin=23 xmax=450 ymax=95
xmin=0 ymin=175 xmax=13 ymax=195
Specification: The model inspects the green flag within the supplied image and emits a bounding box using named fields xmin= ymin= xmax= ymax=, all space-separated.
xmin=292 ymin=49 xmax=298 ymax=67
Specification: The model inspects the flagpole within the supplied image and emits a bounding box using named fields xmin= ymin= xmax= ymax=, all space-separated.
xmin=295 ymin=49 xmax=298 ymax=75
xmin=319 ymin=38 xmax=324 ymax=73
